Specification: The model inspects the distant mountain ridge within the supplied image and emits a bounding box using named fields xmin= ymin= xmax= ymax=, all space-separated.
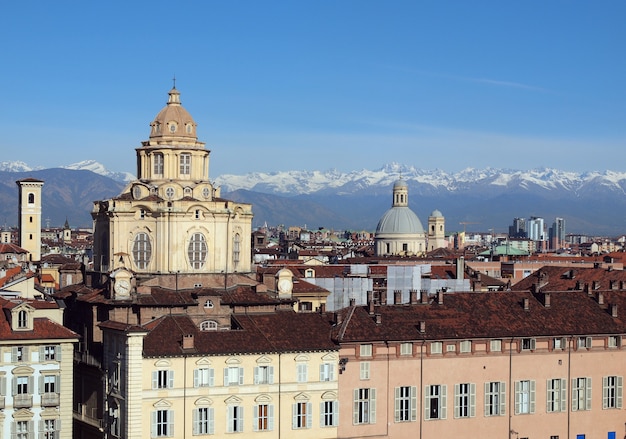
xmin=1 ymin=161 xmax=626 ymax=236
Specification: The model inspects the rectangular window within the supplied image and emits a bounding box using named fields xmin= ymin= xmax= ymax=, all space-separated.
xmin=359 ymin=362 xmax=370 ymax=380
xmin=400 ymin=342 xmax=412 ymax=356
xmin=577 ymin=336 xmax=592 ymax=349
xmin=553 ymin=337 xmax=566 ymax=350
xmin=425 ymin=384 xmax=447 ymax=420
xmin=254 ymin=365 xmax=274 ymax=385
xmin=430 ymin=342 xmax=442 ymax=354
xmin=154 ymin=153 xmax=164 ymax=175
xmin=296 ymin=364 xmax=308 ymax=383
xmin=459 ymin=341 xmax=472 ymax=353
xmin=43 ymin=419 xmax=58 ymax=439
xmin=446 ymin=344 xmax=456 ymax=352
xmin=193 ymin=368 xmax=214 ymax=388
xmin=180 ymin=153 xmax=191 ymax=175
xmin=572 ymin=377 xmax=592 ymax=411
xmin=608 ymin=336 xmax=620 ymax=348
xmin=15 ymin=420 xmax=30 ymax=439
xmin=42 ymin=375 xmax=58 ymax=394
xmin=603 ymin=375 xmax=623 ymax=409
xmin=292 ymin=402 xmax=312 ymax=429
xmin=42 ymin=345 xmax=57 ymax=361
xmin=490 ymin=339 xmax=502 ymax=352
xmin=521 ymin=338 xmax=536 ymax=351
xmin=319 ymin=363 xmax=334 ymax=382
xmin=12 ymin=346 xmax=27 ymax=362
xmin=394 ymin=386 xmax=417 ymax=422
xmin=547 ymin=378 xmax=567 ymax=412
xmin=227 ymin=406 xmax=243 ymax=433
xmin=152 ymin=370 xmax=174 ymax=389
xmin=485 ymin=381 xmax=506 ymax=416
xmin=16 ymin=376 xmax=29 ymax=394
xmin=353 ymin=388 xmax=376 ymax=425
xmin=514 ymin=380 xmax=535 ymax=414
xmin=321 ymin=400 xmax=339 ymax=427
xmin=360 ymin=344 xmax=373 ymax=357
xmin=193 ymin=407 xmax=214 ymax=435
xmin=454 ymin=383 xmax=475 ymax=418
xmin=223 ymin=367 xmax=244 ymax=386
xmin=255 ymin=404 xmax=273 ymax=431
xmin=151 ymin=409 xmax=173 ymax=437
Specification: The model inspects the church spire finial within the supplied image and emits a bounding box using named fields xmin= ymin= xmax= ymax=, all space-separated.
xmin=172 ymin=75 xmax=177 ymax=89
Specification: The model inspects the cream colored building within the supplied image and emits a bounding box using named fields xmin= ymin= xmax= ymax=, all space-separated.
xmin=16 ymin=178 xmax=44 ymax=262
xmin=91 ymin=86 xmax=253 ymax=290
xmin=0 ymin=297 xmax=78 ymax=439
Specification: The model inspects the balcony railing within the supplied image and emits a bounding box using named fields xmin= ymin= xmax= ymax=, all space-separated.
xmin=74 ymin=403 xmax=104 ymax=429
xmin=41 ymin=393 xmax=60 ymax=407
xmin=14 ymin=394 xmax=33 ymax=408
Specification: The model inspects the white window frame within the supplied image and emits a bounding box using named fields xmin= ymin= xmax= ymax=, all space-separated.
xmin=223 ymin=367 xmax=244 ymax=386
xmin=292 ymin=401 xmax=312 ymax=429
xmin=608 ymin=336 xmax=620 ymax=348
xmin=425 ymin=384 xmax=447 ymax=420
xmin=359 ymin=362 xmax=370 ymax=380
xmin=430 ymin=342 xmax=442 ymax=354
xmin=254 ymin=404 xmax=274 ymax=431
xmin=42 ymin=418 xmax=60 ymax=439
xmin=484 ymin=381 xmax=506 ymax=416
xmin=394 ymin=386 xmax=417 ymax=422
xmin=188 ymin=233 xmax=208 ymax=269
xmin=514 ymin=380 xmax=535 ymax=415
xmin=459 ymin=341 xmax=472 ymax=353
xmin=353 ymin=388 xmax=376 ymax=425
xmin=321 ymin=400 xmax=339 ymax=427
xmin=490 ymin=339 xmax=502 ymax=352
xmin=546 ymin=378 xmax=567 ymax=413
xmin=521 ymin=338 xmax=536 ymax=351
xmin=154 ymin=153 xmax=164 ymax=175
xmin=254 ymin=365 xmax=274 ymax=385
xmin=577 ymin=336 xmax=592 ymax=350
xmin=151 ymin=409 xmax=173 ymax=438
xmin=227 ymin=406 xmax=244 ymax=433
xmin=193 ymin=368 xmax=214 ymax=388
xmin=152 ymin=370 xmax=174 ymax=389
xmin=133 ymin=232 xmax=152 ymax=270
xmin=319 ymin=363 xmax=335 ymax=382
xmin=603 ymin=375 xmax=623 ymax=409
xmin=454 ymin=383 xmax=476 ymax=418
xmin=360 ymin=344 xmax=372 ymax=357
xmin=572 ymin=377 xmax=592 ymax=411
xmin=192 ymin=407 xmax=214 ymax=435
xmin=400 ymin=343 xmax=412 ymax=356
xmin=553 ymin=337 xmax=567 ymax=350
xmin=180 ymin=153 xmax=191 ymax=175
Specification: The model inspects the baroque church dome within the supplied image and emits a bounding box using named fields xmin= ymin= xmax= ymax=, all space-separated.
xmin=149 ymin=87 xmax=197 ymax=141
xmin=375 ymin=178 xmax=424 ymax=234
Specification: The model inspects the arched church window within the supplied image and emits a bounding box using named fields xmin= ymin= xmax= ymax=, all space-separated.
xmin=233 ymin=233 xmax=241 ymax=264
xmin=204 ymin=299 xmax=214 ymax=308
xmin=28 ymin=193 xmax=35 ymax=204
xmin=185 ymin=124 xmax=193 ymax=134
xmin=188 ymin=233 xmax=208 ymax=269
xmin=200 ymin=320 xmax=218 ymax=331
xmin=133 ymin=232 xmax=152 ymax=269
xmin=18 ymin=310 xmax=28 ymax=328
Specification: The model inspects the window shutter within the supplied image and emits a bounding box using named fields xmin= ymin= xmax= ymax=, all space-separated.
xmin=0 ymin=376 xmax=5 ymax=396
xmin=192 ymin=408 xmax=199 ymax=435
xmin=11 ymin=347 xmax=17 ymax=363
xmin=410 ymin=386 xmax=417 ymax=421
xmin=484 ymin=382 xmax=489 ymax=415
xmin=333 ymin=400 xmax=339 ymax=426
xmin=603 ymin=376 xmax=609 ymax=409
xmin=253 ymin=405 xmax=259 ymax=432
xmin=470 ymin=383 xmax=476 ymax=417
xmin=394 ymin=387 xmax=401 ymax=422
xmin=319 ymin=364 xmax=325 ymax=382
xmin=28 ymin=421 xmax=34 ymax=439
xmin=152 ymin=371 xmax=158 ymax=389
xmin=12 ymin=377 xmax=17 ymax=396
xmin=209 ymin=368 xmax=214 ymax=387
xmin=168 ymin=371 xmax=174 ymax=388
xmin=193 ymin=369 xmax=199 ymax=388
xmin=586 ymin=337 xmax=592 ymax=348
xmin=353 ymin=389 xmax=359 ymax=424
xmin=254 ymin=367 xmax=259 ymax=385
xmin=56 ymin=346 xmax=61 ymax=361
xmin=499 ymin=382 xmax=506 ymax=416
xmin=39 ymin=420 xmax=43 ymax=439
xmin=268 ymin=366 xmax=274 ymax=384
xmin=151 ymin=411 xmax=157 ymax=438
xmin=268 ymin=404 xmax=274 ymax=431
xmin=560 ymin=379 xmax=567 ymax=412
xmin=208 ymin=407 xmax=215 ymax=434
xmin=168 ymin=409 xmax=173 ymax=437
xmin=424 ymin=386 xmax=431 ymax=420
xmin=39 ymin=375 xmax=44 ymax=394
xmin=224 ymin=368 xmax=229 ymax=387
xmin=293 ymin=403 xmax=298 ymax=429
xmin=514 ymin=381 xmax=520 ymax=415
xmin=39 ymin=347 xmax=45 ymax=360
xmin=440 ymin=385 xmax=447 ymax=419
xmin=370 ymin=388 xmax=377 ymax=424
xmin=320 ymin=402 xmax=325 ymax=428
xmin=571 ymin=379 xmax=578 ymax=411
xmin=306 ymin=402 xmax=313 ymax=429
xmin=454 ymin=384 xmax=460 ymax=418
xmin=329 ymin=364 xmax=335 ymax=381
xmin=29 ymin=376 xmax=34 ymax=394
xmin=530 ymin=380 xmax=536 ymax=414
xmin=617 ymin=376 xmax=623 ymax=409
xmin=585 ymin=378 xmax=592 ymax=410
xmin=227 ymin=406 xmax=234 ymax=433
xmin=530 ymin=338 xmax=536 ymax=350
xmin=238 ymin=367 xmax=244 ymax=385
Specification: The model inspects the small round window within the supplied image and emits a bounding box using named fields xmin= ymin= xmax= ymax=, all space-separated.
xmin=202 ymin=187 xmax=211 ymax=199
xmin=169 ymin=123 xmax=177 ymax=133
xmin=165 ymin=187 xmax=175 ymax=199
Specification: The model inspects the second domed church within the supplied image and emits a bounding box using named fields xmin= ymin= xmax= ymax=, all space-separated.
xmin=374 ymin=178 xmax=446 ymax=256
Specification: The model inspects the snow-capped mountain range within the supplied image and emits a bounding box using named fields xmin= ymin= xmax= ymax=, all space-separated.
xmin=0 ymin=160 xmax=135 ymax=183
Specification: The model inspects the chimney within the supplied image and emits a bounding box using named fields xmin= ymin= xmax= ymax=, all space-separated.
xmin=543 ymin=292 xmax=551 ymax=308
xmin=598 ymin=293 xmax=604 ymax=306
xmin=420 ymin=289 xmax=429 ymax=304
xmin=575 ymin=280 xmax=581 ymax=290
xmin=182 ymin=334 xmax=194 ymax=350
xmin=523 ymin=297 xmax=530 ymax=311
xmin=349 ymin=298 xmax=356 ymax=307
xmin=380 ymin=290 xmax=387 ymax=305
xmin=611 ymin=303 xmax=618 ymax=318
xmin=367 ymin=291 xmax=375 ymax=315
xmin=585 ymin=283 xmax=592 ymax=295
xmin=335 ymin=312 xmax=343 ymax=325
xmin=375 ymin=313 xmax=382 ymax=324
xmin=437 ymin=289 xmax=444 ymax=305
xmin=456 ymin=256 xmax=465 ymax=280
xmin=610 ymin=280 xmax=618 ymax=290
xmin=394 ymin=290 xmax=402 ymax=305
xmin=593 ymin=280 xmax=600 ymax=290
xmin=409 ymin=289 xmax=418 ymax=305
xmin=319 ymin=303 xmax=326 ymax=314
xmin=419 ymin=321 xmax=426 ymax=333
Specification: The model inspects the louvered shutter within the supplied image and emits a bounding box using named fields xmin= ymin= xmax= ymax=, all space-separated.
xmin=254 ymin=367 xmax=259 ymax=385
xmin=424 ymin=386 xmax=431 ymax=420
xmin=560 ymin=379 xmax=567 ymax=412
xmin=514 ymin=381 xmax=520 ymax=415
xmin=208 ymin=407 xmax=215 ymax=434
xmin=333 ymin=400 xmax=339 ymax=426
xmin=470 ymin=383 xmax=476 ymax=417
xmin=167 ymin=409 xmax=173 ymax=437
xmin=39 ymin=375 xmax=44 ymax=395
xmin=151 ymin=411 xmax=156 ymax=437
xmin=152 ymin=371 xmax=158 ymax=389
xmin=440 ymin=385 xmax=447 ymax=419
xmin=529 ymin=380 xmax=536 ymax=414
xmin=253 ymin=405 xmax=259 ymax=431
xmin=394 ymin=387 xmax=401 ymax=422
xmin=193 ymin=369 xmax=199 ymax=388
xmin=168 ymin=371 xmax=174 ymax=388
xmin=224 ymin=368 xmax=229 ymax=387
xmin=209 ymin=368 xmax=214 ymax=387
xmin=499 ymin=382 xmax=506 ymax=415
xmin=585 ymin=378 xmax=592 ymax=410
xmin=410 ymin=386 xmax=417 ymax=421
xmin=306 ymin=402 xmax=313 ymax=428
xmin=192 ymin=408 xmax=199 ymax=435
xmin=617 ymin=376 xmax=623 ymax=408
xmin=268 ymin=405 xmax=274 ymax=431
xmin=238 ymin=367 xmax=244 ymax=385
xmin=292 ymin=403 xmax=298 ymax=429
xmin=370 ymin=388 xmax=377 ymax=424
xmin=353 ymin=389 xmax=359 ymax=424
xmin=268 ymin=366 xmax=274 ymax=384
xmin=484 ymin=382 xmax=489 ymax=415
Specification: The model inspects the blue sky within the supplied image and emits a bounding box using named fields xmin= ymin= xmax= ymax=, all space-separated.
xmin=2 ymin=1 xmax=625 ymax=176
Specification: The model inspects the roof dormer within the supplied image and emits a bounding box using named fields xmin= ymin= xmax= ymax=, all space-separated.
xmin=11 ymin=302 xmax=35 ymax=331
